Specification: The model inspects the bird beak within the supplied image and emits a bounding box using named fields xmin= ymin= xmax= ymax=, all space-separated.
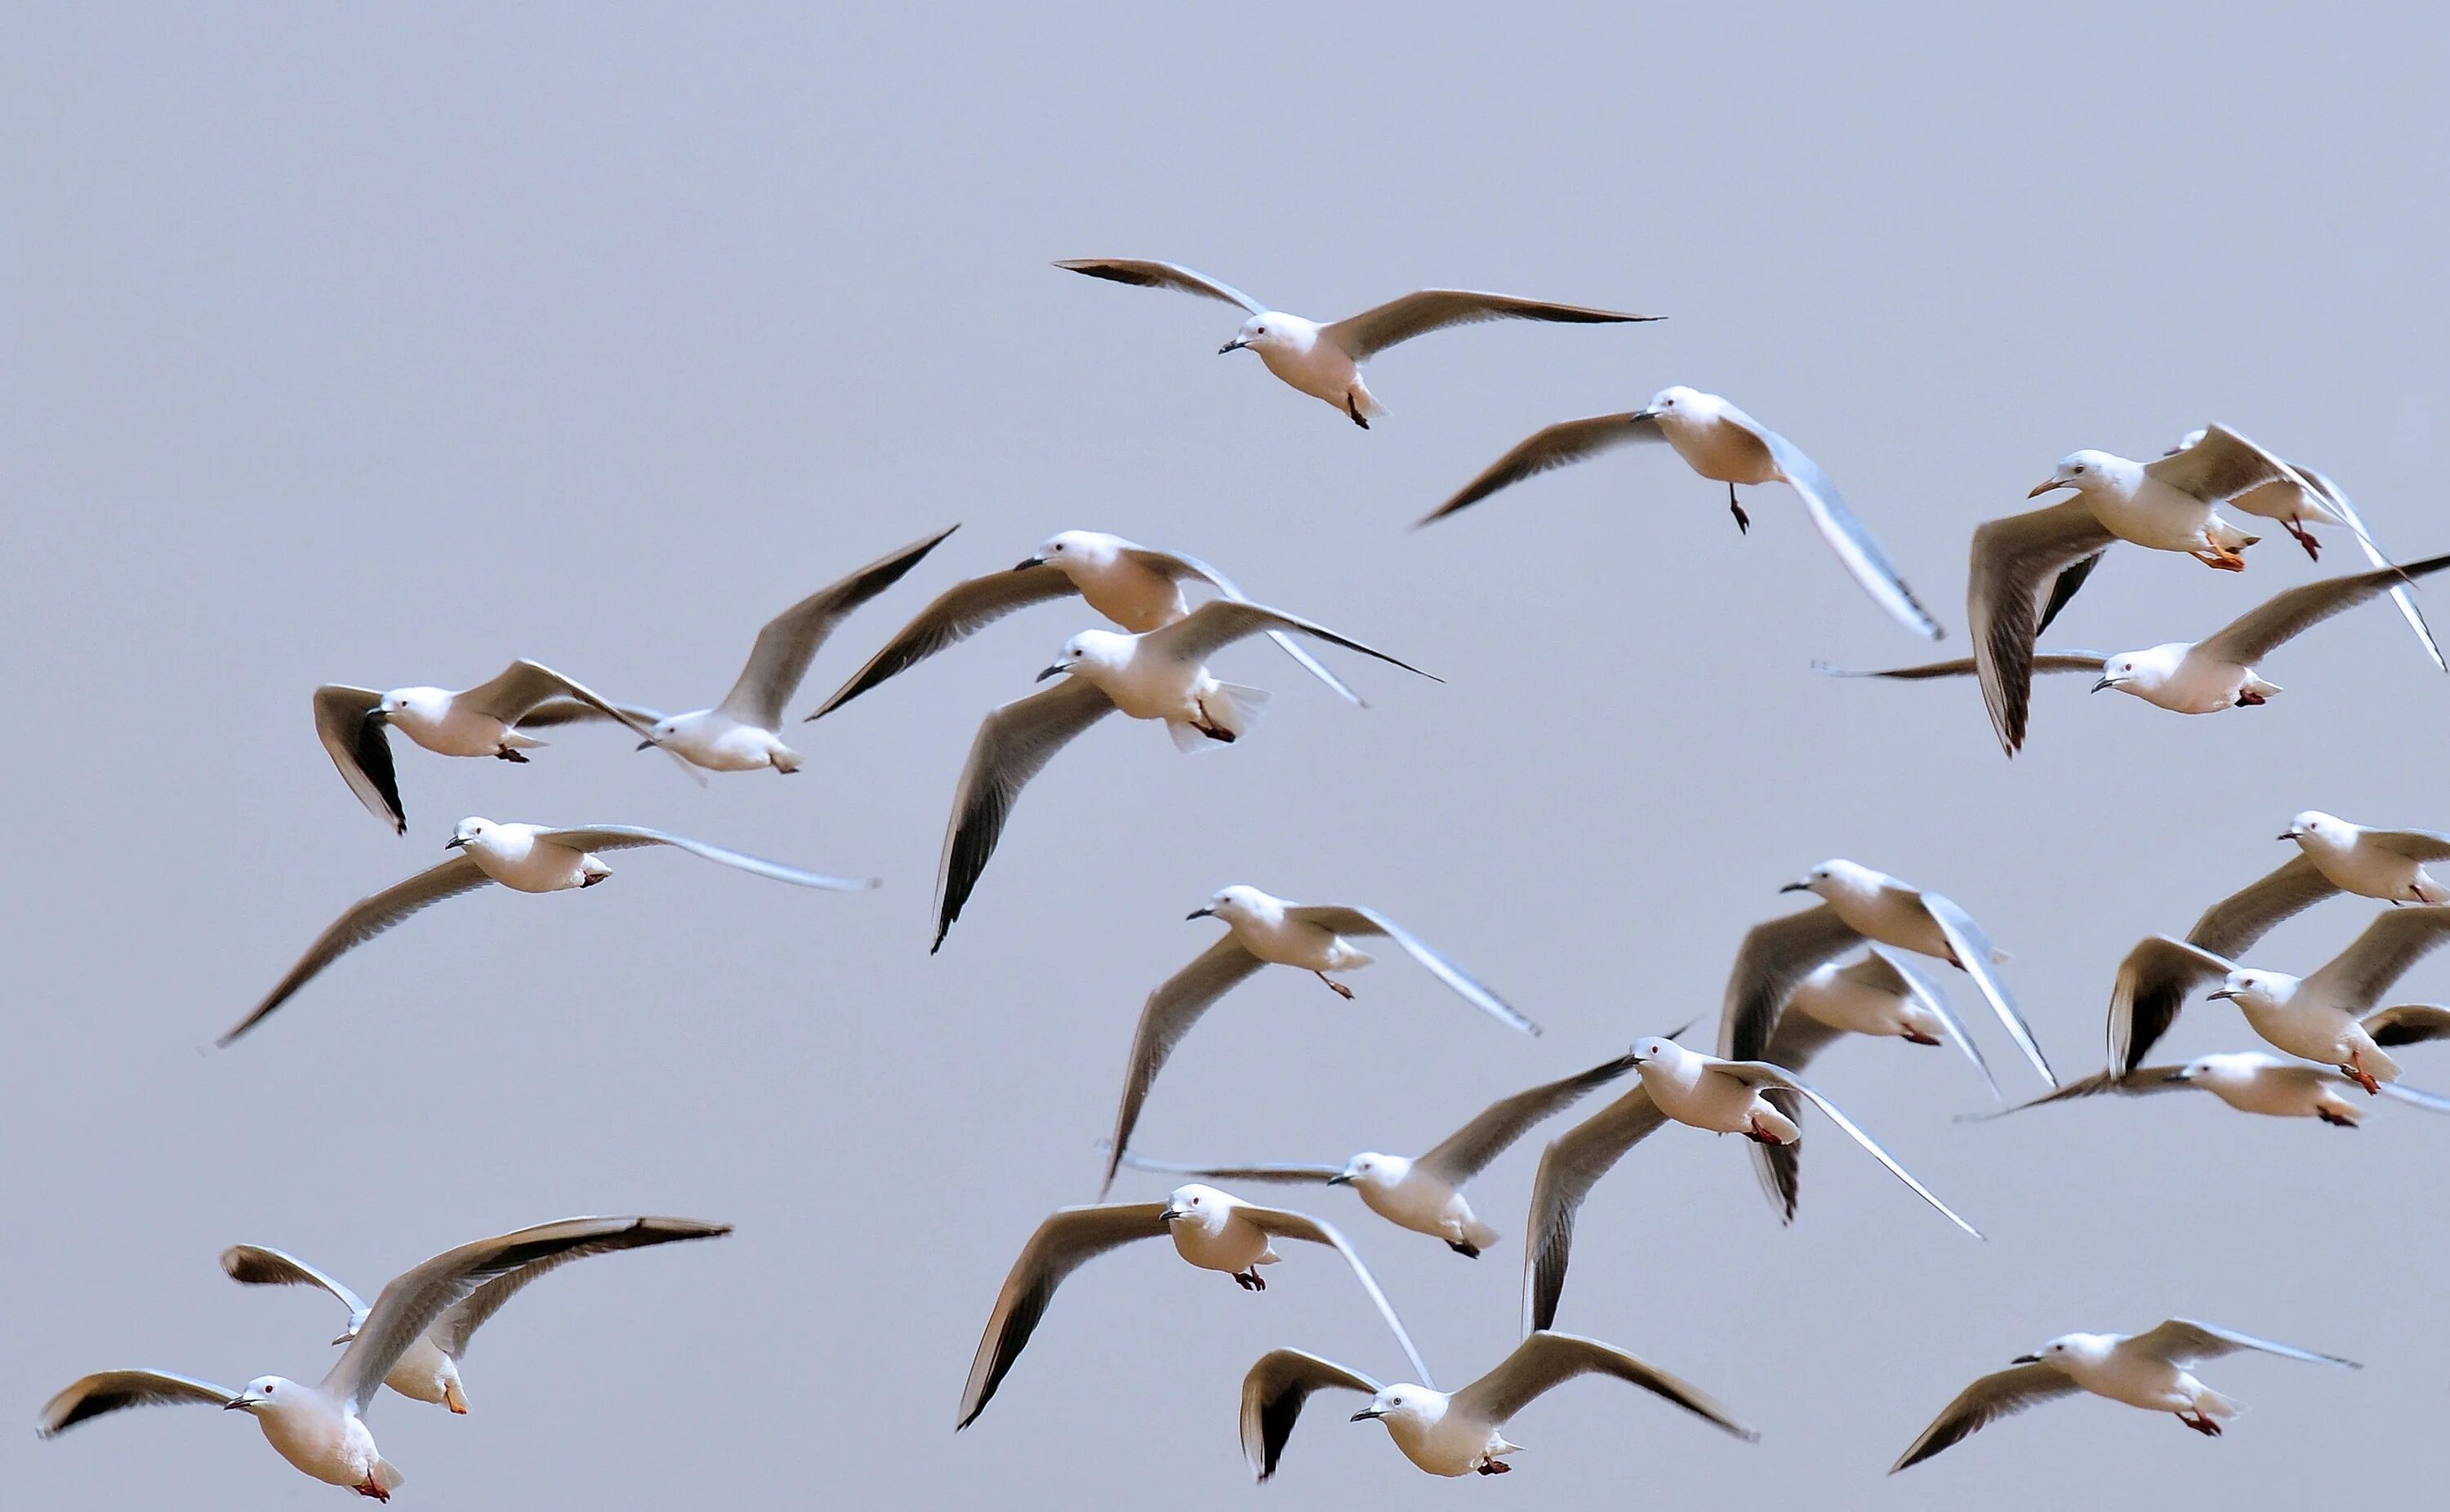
xmin=1013 ymin=556 xmax=1046 ymax=571
xmin=2278 ymin=829 xmax=2303 ymax=841
xmin=2163 ymin=1070 xmax=2193 ymax=1084
xmin=1158 ymin=1208 xmax=1184 ymax=1223
xmin=1778 ymin=881 xmax=1811 ymax=894
xmin=1628 ymin=407 xmax=1660 ymax=423
xmin=635 ymin=738 xmax=657 ymax=751
xmin=1218 ymin=337 xmax=1248 ymax=354
xmin=224 ymin=1394 xmax=259 ymax=1412
xmin=2207 ymin=988 xmax=2238 ymax=1002
xmin=330 ymin=1331 xmax=357 ymax=1346
xmin=1035 ymin=664 xmax=1068 ymax=683
xmin=1185 ymin=906 xmax=1216 ymax=920
xmin=1349 ymin=1407 xmax=1386 ymax=1421
xmin=1325 ymin=1173 xmax=1353 ymax=1186
xmin=2027 ymin=478 xmax=2066 ymax=498
xmin=443 ymin=834 xmax=470 ymax=850
xmin=2010 ymin=1353 xmax=2042 ymax=1365
xmin=2088 ymin=676 xmax=2121 ymax=694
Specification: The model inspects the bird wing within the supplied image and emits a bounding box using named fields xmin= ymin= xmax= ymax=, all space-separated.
xmin=1417 ymin=412 xmax=1665 ymax=526
xmin=426 ymin=1216 xmax=729 ymax=1363
xmin=955 ymin=1203 xmax=1171 ymax=1429
xmin=1109 ymin=1150 xmax=1343 ymax=1184
xmin=1814 ymin=651 xmax=2105 ymax=680
xmin=713 ymin=526 xmax=957 ymax=730
xmin=1097 ymin=935 xmax=1267 ymax=1194
xmin=1960 ymin=1066 xmax=2195 ymax=1122
xmin=1053 ymin=257 xmax=1265 ymax=313
xmin=220 ymin=1245 xmax=372 ymax=1326
xmin=1866 ymin=948 xmax=2001 ymax=1097
xmin=1416 ymin=1052 xmax=1641 ymax=1185
xmin=1321 ymin=289 xmax=1655 ymax=360
xmin=2141 ymin=422 xmax=2294 ymax=501
xmin=2301 ymin=467 xmax=2447 ymax=669
xmin=1454 ymin=1331 xmax=1757 ymax=1441
xmin=805 ymin=561 xmax=1079 ymax=721
xmin=1723 ymin=411 xmax=1940 ymax=639
xmin=1236 ymin=1349 xmax=1382 ymax=1483
xmin=1138 ymin=600 xmax=1437 ymax=683
xmin=457 ymin=660 xmax=661 ymax=748
xmin=509 ymin=696 xmax=666 ymax=729
xmin=932 ymin=678 xmax=1118 ymax=952
xmin=536 ymin=825 xmax=875 ymax=892
xmin=313 ymin=685 xmax=405 ymax=834
xmin=1123 ymin=547 xmax=1363 ymax=705
xmin=1236 ymin=1207 xmax=1433 ymax=1386
xmin=2363 ymin=829 xmax=2450 ymax=862
xmin=323 ymin=1216 xmax=706 ymax=1416
xmin=219 ymin=854 xmax=495 ymax=1046
xmin=1280 ymin=905 xmax=1538 ymax=1035
xmin=1717 ymin=904 xmax=1866 ymax=1069
xmin=1967 ymin=500 xmax=2118 ymax=754
xmin=1920 ymin=892 xmax=2054 ymax=1085
xmin=2107 ymin=934 xmax=2234 ymax=1074
xmin=2125 ymin=1319 xmax=2360 ymax=1370
xmin=37 ymin=1370 xmax=244 ymax=1437
xmin=2197 ymin=555 xmax=2450 ymax=668
xmin=2034 ymin=549 xmax=2107 ymax=636
xmin=1712 ymin=1061 xmax=1982 ymax=1237
xmin=2302 ymin=907 xmax=2450 ymax=1014
xmin=1520 ymin=1087 xmax=1667 ymax=1333
xmin=1889 ymin=1363 xmax=2079 ymax=1473
xmin=2361 ymin=1003 xmax=2450 ymax=1047
xmin=2185 ymin=853 xmax=2340 ymax=959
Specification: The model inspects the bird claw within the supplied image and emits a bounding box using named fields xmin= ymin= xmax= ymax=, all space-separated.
xmin=1346 ymin=395 xmax=1370 ymax=429
xmin=493 ymin=748 xmax=531 ymax=763
xmin=1727 ymin=484 xmax=1750 ymax=534
xmin=2177 ymin=1412 xmax=2221 ymax=1438
xmin=2191 ymin=549 xmax=2248 ymax=572
xmin=2344 ymin=1055 xmax=2381 ymax=1096
xmin=1475 ymin=1459 xmax=1512 ymax=1475
xmin=2284 ymin=519 xmax=2321 ymax=559
xmin=1318 ymin=973 xmax=1356 ymax=1000
xmin=352 ymin=1479 xmax=392 ymax=1501
xmin=1233 ymin=1270 xmax=1267 ymax=1292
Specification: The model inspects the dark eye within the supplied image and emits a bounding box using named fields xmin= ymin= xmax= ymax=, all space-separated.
xmin=2073 ymin=464 xmax=2086 ymax=473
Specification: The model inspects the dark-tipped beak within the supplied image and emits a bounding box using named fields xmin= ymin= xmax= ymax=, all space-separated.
xmin=443 ymin=834 xmax=469 ymax=851
xmin=223 ymin=1396 xmax=252 ymax=1412
xmin=1158 ymin=1208 xmax=1183 ymax=1223
xmin=1325 ymin=1173 xmax=1353 ymax=1186
xmin=1349 ymin=1407 xmax=1385 ymax=1422
xmin=1628 ymin=407 xmax=1660 ymax=423
xmin=635 ymin=738 xmax=656 ymax=751
xmin=2089 ymin=676 xmax=2118 ymax=694
xmin=2027 ymin=479 xmax=2065 ymax=498
xmin=1013 ymin=556 xmax=1046 ymax=571
xmin=2278 ymin=829 xmax=2303 ymax=841
xmin=1185 ymin=906 xmax=1215 ymax=920
xmin=1218 ymin=337 xmax=1247 ymax=354
xmin=1778 ymin=881 xmax=1811 ymax=894
xmin=1035 ymin=664 xmax=1067 ymax=683
xmin=2207 ymin=988 xmax=2238 ymax=1002
xmin=2010 ymin=1353 xmax=2042 ymax=1365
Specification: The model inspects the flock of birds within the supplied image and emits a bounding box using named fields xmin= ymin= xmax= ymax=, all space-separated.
xmin=39 ymin=256 xmax=2450 ymax=1496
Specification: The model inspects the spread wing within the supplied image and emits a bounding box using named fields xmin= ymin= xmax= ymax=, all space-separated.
xmin=805 ymin=562 xmax=1078 ymax=721
xmin=536 ymin=825 xmax=875 ymax=891
xmin=2186 ymin=854 xmax=2339 ymax=959
xmin=1098 ymin=935 xmax=1267 ymax=1195
xmin=2140 ymin=422 xmax=2293 ymax=501
xmin=1054 ymin=258 xmax=1265 ymax=314
xmin=1717 ymin=903 xmax=1865 ymax=1069
xmin=1321 ymin=290 xmax=1655 ymax=360
xmin=2125 ymin=1319 xmax=2359 ymax=1370
xmin=37 ymin=1371 xmax=243 ymax=1437
xmin=1814 ymin=651 xmax=2105 ymax=680
xmin=219 ymin=855 xmax=495 ymax=1046
xmin=457 ymin=660 xmax=660 ymax=747
xmin=1920 ymin=892 xmax=2054 ymax=1085
xmin=313 ymin=685 xmax=404 ymax=834
xmin=1454 ymin=1331 xmax=1757 ymax=1441
xmin=2198 ymin=555 xmax=2450 ymax=669
xmin=1723 ymin=409 xmax=1940 ymax=639
xmin=955 ymin=1203 xmax=1170 ymax=1428
xmin=1967 ymin=500 xmax=2118 ymax=754
xmin=1235 ymin=1207 xmax=1432 ymax=1386
xmin=2362 ymin=1003 xmax=2450 ymax=1047
xmin=1125 ymin=548 xmax=1362 ymax=705
xmin=1712 ymin=1061 xmax=1982 ymax=1237
xmin=1417 ymin=412 xmax=1666 ymax=525
xmin=715 ymin=527 xmax=957 ymax=730
xmin=2364 ymin=829 xmax=2450 ymax=863
xmin=1416 ymin=1053 xmax=1640 ymax=1185
xmin=1139 ymin=600 xmax=1436 ymax=683
xmin=1521 ymin=1086 xmax=1667 ymax=1333
xmin=1279 ymin=905 xmax=1538 ymax=1035
xmin=1890 ymin=1363 xmax=2080 ymax=1473
xmin=932 ymin=678 xmax=1117 ymax=952
xmin=2302 ymin=907 xmax=2450 ymax=1015
xmin=2109 ymin=935 xmax=2235 ymax=1073
xmin=220 ymin=1244 xmax=372 ymax=1326
xmin=2034 ymin=549 xmax=2107 ymax=635
xmin=2301 ymin=467 xmax=2448 ymax=669
xmin=428 ymin=1216 xmax=729 ymax=1362
xmin=1109 ymin=1150 xmax=1342 ymax=1184
xmin=1236 ymin=1350 xmax=1381 ymax=1483
xmin=1961 ymin=1066 xmax=2194 ymax=1122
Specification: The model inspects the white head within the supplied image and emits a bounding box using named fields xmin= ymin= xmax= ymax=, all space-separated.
xmin=1350 ymin=1383 xmax=1444 ymax=1430
xmin=225 ymin=1375 xmax=305 ymax=1418
xmin=1022 ymin=530 xmax=1125 ymax=575
xmin=376 ymin=687 xmax=449 ymax=723
xmin=1036 ymin=629 xmax=1132 ymax=684
xmin=2029 ymin=448 xmax=2126 ymax=498
xmin=2089 ymin=644 xmax=2184 ymax=699
xmin=1187 ymin=884 xmax=1280 ymax=927
xmin=2012 ymin=1334 xmax=2108 ymax=1367
xmin=2208 ymin=967 xmax=2296 ymax=1012
xmin=2280 ymin=810 xmax=2350 ymax=846
xmin=1637 ymin=384 xmax=1712 ymax=422
xmin=1330 ymin=1152 xmax=1407 ymax=1190
xmin=1628 ymin=1035 xmax=1697 ymax=1075
xmin=1782 ymin=858 xmax=1880 ymax=901
xmin=2167 ymin=1052 xmax=2267 ymax=1088
xmin=443 ymin=816 xmax=497 ymax=854
xmin=1218 ymin=312 xmax=1308 ymax=357
xmin=1159 ymin=1182 xmax=1233 ymax=1229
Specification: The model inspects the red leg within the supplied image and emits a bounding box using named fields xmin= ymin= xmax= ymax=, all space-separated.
xmin=1316 ymin=972 xmax=1355 ymax=1000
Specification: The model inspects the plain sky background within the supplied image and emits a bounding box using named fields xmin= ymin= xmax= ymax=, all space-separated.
xmin=7 ymin=4 xmax=2448 ymax=1506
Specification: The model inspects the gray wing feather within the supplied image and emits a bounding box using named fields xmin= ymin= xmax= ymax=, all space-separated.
xmin=457 ymin=660 xmax=659 ymax=746
xmin=313 ymin=685 xmax=404 ymax=834
xmin=219 ymin=855 xmax=496 ymax=1046
xmin=1098 ymin=935 xmax=1268 ymax=1195
xmin=1416 ymin=1053 xmax=1641 ymax=1185
xmin=220 ymin=1245 xmax=372 ymax=1323
xmin=1962 ymin=1065 xmax=2197 ymax=1122
xmin=1418 ymin=413 xmax=1664 ymax=525
xmin=2187 ymin=854 xmax=2339 ymax=959
xmin=2198 ymin=555 xmax=2450 ymax=668
xmin=1321 ymin=290 xmax=1655 ymax=360
xmin=1714 ymin=1061 xmax=1982 ymax=1238
xmin=2126 ymin=1319 xmax=2359 ymax=1370
xmin=1742 ymin=418 xmax=1941 ymax=639
xmin=2361 ymin=1003 xmax=2450 ymax=1047
xmin=2141 ymin=423 xmax=2292 ymax=501
xmin=1521 ymin=1087 xmax=1667 ymax=1333
xmin=1453 ymin=1331 xmax=1757 ymax=1442
xmin=2302 ymin=907 xmax=2450 ymax=1013
xmin=1134 ymin=548 xmax=1364 ymax=705
xmin=1717 ymin=904 xmax=1865 ymax=1068
xmin=2306 ymin=469 xmax=2448 ymax=669
xmin=1814 ymin=652 xmax=2105 ymax=680
xmin=806 ymin=562 xmax=1078 ymax=721
xmin=1968 ymin=500 xmax=2118 ymax=754
xmin=2364 ymin=829 xmax=2450 ymax=862
xmin=1281 ymin=905 xmax=1538 ymax=1036
xmin=1921 ymin=893 xmax=2053 ymax=1085
xmin=956 ymin=1203 xmax=1171 ymax=1429
xmin=2108 ymin=935 xmax=2236 ymax=1073
xmin=38 ymin=1371 xmax=243 ymax=1437
xmin=1111 ymin=1150 xmax=1343 ymax=1184
xmin=1890 ymin=1363 xmax=2080 ymax=1472
xmin=932 ymin=678 xmax=1118 ymax=952
xmin=1139 ymin=600 xmax=1437 ymax=683
xmin=1054 ymin=258 xmax=1266 ymax=314
xmin=537 ymin=825 xmax=875 ymax=891
xmin=1236 ymin=1207 xmax=1432 ymax=1387
xmin=715 ymin=527 xmax=958 ymax=730
xmin=1237 ymin=1350 xmax=1382 ymax=1482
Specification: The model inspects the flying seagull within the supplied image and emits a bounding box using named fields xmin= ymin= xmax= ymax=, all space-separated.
xmin=1966 ymin=1051 xmax=2450 ymax=1127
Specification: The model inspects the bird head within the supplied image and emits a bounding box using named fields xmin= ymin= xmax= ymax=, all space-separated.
xmin=1330 ymin=1153 xmax=1402 ymax=1189
xmin=1159 ymin=1183 xmax=1230 ymax=1225
xmin=1022 ymin=530 xmax=1122 ymax=574
xmin=1633 ymin=384 xmax=1705 ymax=423
xmin=1352 ymin=1385 xmax=1437 ymax=1427
xmin=1036 ymin=629 xmax=1127 ymax=683
xmin=444 ymin=816 xmax=495 ymax=852
xmin=1188 ymin=884 xmax=1271 ymax=925
xmin=2030 ymin=450 xmax=2115 ymax=498
xmin=2280 ymin=810 xmax=2343 ymax=845
xmin=1218 ymin=313 xmax=1299 ymax=356
xmin=1782 ymin=858 xmax=1870 ymax=901
xmin=2208 ymin=968 xmax=2292 ymax=1011
xmin=225 ymin=1376 xmax=291 ymax=1416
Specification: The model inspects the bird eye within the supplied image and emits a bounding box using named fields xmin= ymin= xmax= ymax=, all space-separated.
xmin=2072 ymin=464 xmax=2086 ymax=474
xmin=1256 ymin=326 xmax=1266 ymax=334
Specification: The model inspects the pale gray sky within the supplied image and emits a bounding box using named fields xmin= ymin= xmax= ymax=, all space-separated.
xmin=7 ymin=4 xmax=2448 ymax=1506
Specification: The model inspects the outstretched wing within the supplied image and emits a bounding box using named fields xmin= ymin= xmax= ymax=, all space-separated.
xmin=1125 ymin=547 xmax=1362 ymax=705
xmin=1713 ymin=1061 xmax=1982 ymax=1238
xmin=1453 ymin=1331 xmax=1757 ymax=1441
xmin=2198 ymin=555 xmax=2450 ymax=669
xmin=806 ymin=562 xmax=1079 ymax=721
xmin=715 ymin=527 xmax=958 ymax=730
xmin=220 ymin=1244 xmax=372 ymax=1324
xmin=428 ymin=1216 xmax=731 ymax=1362
xmin=932 ymin=678 xmax=1117 ymax=952
xmin=1890 ymin=1363 xmax=2079 ymax=1473
xmin=1098 ymin=935 xmax=1267 ymax=1194
xmin=1321 ymin=290 xmax=1655 ymax=360
xmin=1280 ymin=905 xmax=1538 ymax=1035
xmin=1416 ymin=1053 xmax=1640 ymax=1185
xmin=2108 ymin=935 xmax=2234 ymax=1074
xmin=1140 ymin=600 xmax=1436 ymax=683
xmin=2186 ymin=854 xmax=2339 ymax=960
xmin=313 ymin=685 xmax=404 ymax=834
xmin=2301 ymin=907 xmax=2450 ymax=1015
xmin=457 ymin=660 xmax=660 ymax=748
xmin=220 ymin=855 xmax=496 ymax=1046
xmin=1054 ymin=258 xmax=1265 ymax=314
xmin=1967 ymin=500 xmax=2118 ymax=754
xmin=2126 ymin=1319 xmax=2359 ymax=1371
xmin=1418 ymin=412 xmax=1665 ymax=525
xmin=1521 ymin=1087 xmax=1668 ymax=1333
xmin=38 ymin=1370 xmax=243 ymax=1437
xmin=1236 ymin=1350 xmax=1382 ymax=1483
xmin=956 ymin=1203 xmax=1170 ymax=1429
xmin=537 ymin=825 xmax=875 ymax=892
xmin=1920 ymin=892 xmax=2053 ymax=1085
xmin=1718 ymin=904 xmax=1865 ymax=1070
xmin=1236 ymin=1207 xmax=1432 ymax=1386
xmin=1723 ymin=411 xmax=1940 ymax=640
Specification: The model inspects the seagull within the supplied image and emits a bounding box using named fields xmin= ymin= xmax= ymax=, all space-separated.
xmin=615 ymin=526 xmax=955 ymax=772
xmin=931 ymin=602 xmax=1433 ymax=950
xmin=2279 ymin=811 xmax=2450 ymax=905
xmin=220 ymin=817 xmax=873 ymax=1044
xmin=38 ymin=1216 xmax=719 ymax=1501
xmin=1418 ymin=388 xmax=1941 ymax=639
xmin=1107 ymin=1051 xmax=1637 ymax=1254
xmin=2105 ymin=907 xmax=2450 ymax=1089
xmin=1891 ymin=1319 xmax=2359 ymax=1471
xmin=1722 ymin=949 xmax=2000 ymax=1222
xmin=1966 ymin=1052 xmax=2450 ymax=1127
xmin=1521 ymin=1034 xmax=1979 ymax=1333
xmin=955 ymin=1183 xmax=1427 ymax=1430
xmin=1053 ymin=258 xmax=1655 ymax=429
xmin=1096 ymin=885 xmax=1539 ymax=1194
xmin=314 ymin=661 xmax=662 ymax=835
xmin=1239 ymin=1329 xmax=1756 ymax=1482
xmin=1838 ymin=557 xmax=2450 ymax=727
xmin=1966 ymin=423 xmax=2294 ymax=753
xmin=808 ymin=529 xmax=1357 ymax=719
xmin=1722 ymin=860 xmax=2052 ymax=1099
xmin=219 ymin=1216 xmax=731 ymax=1413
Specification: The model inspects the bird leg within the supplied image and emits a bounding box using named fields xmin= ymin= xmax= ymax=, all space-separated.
xmin=2189 ymin=547 xmax=2248 ymax=572
xmin=1726 ymin=483 xmax=1750 ymax=533
xmin=1346 ymin=394 xmax=1370 ymax=430
xmin=351 ymin=1478 xmax=393 ymax=1502
xmin=1744 ymin=1114 xmax=1788 ymax=1146
xmin=1446 ymin=1239 xmax=1481 ymax=1259
xmin=2283 ymin=518 xmax=2322 ymax=559
xmin=2176 ymin=1411 xmax=2222 ymax=1437
xmin=492 ymin=747 xmax=531 ymax=763
xmin=1901 ymin=1028 xmax=1942 ymax=1046
xmin=2343 ymin=1052 xmax=2381 ymax=1096
xmin=2233 ymin=688 xmax=2268 ymax=707
xmin=2315 ymin=1107 xmax=2358 ymax=1128
xmin=1315 ymin=972 xmax=1356 ymax=1000
xmin=1232 ymin=1270 xmax=1267 ymax=1292
xmin=1475 ymin=1459 xmax=1512 ymax=1476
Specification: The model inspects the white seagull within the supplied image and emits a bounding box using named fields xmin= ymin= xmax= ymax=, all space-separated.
xmin=809 ymin=529 xmax=1359 ymax=718
xmin=1108 ymin=1051 xmax=1637 ymax=1254
xmin=1240 ymin=1329 xmax=1756 ymax=1482
xmin=1522 ymin=1034 xmax=1979 ymax=1332
xmin=1966 ymin=423 xmax=2295 ymax=752
xmin=1967 ymin=1051 xmax=2450 ymax=1127
xmin=1722 ymin=949 xmax=1999 ymax=1222
xmin=1054 ymin=258 xmax=1655 ymax=428
xmin=1419 ymin=387 xmax=1941 ymax=639
xmin=1891 ymin=1319 xmax=2359 ymax=1471
xmin=1834 ymin=556 xmax=2450 ymax=728
xmin=955 ymin=1184 xmax=1426 ymax=1430
xmin=931 ymin=602 xmax=1432 ymax=949
xmin=220 ymin=1216 xmax=730 ymax=1414
xmin=1722 ymin=860 xmax=2052 ymax=1094
xmin=220 ymin=817 xmax=873 ymax=1044
xmin=38 ymin=1217 xmax=721 ymax=1502
xmin=1096 ymin=884 xmax=1539 ymax=1194
xmin=2105 ymin=906 xmax=2450 ymax=1089
xmin=314 ymin=660 xmax=662 ymax=835
xmin=619 ymin=526 xmax=954 ymax=773
xmin=2278 ymin=811 xmax=2450 ymax=904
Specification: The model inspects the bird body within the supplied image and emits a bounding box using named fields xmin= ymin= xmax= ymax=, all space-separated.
xmin=1199 ymin=886 xmax=1373 ymax=975
xmin=2284 ymin=812 xmax=2450 ymax=903
xmin=447 ymin=818 xmax=613 ymax=892
xmin=1335 ymin=1155 xmax=1498 ymax=1255
xmin=2033 ymin=451 xmax=2259 ymax=563
xmin=1791 ymin=860 xmax=1970 ymax=967
xmin=377 ymin=687 xmax=544 ymax=758
xmin=2212 ymin=971 xmax=2401 ymax=1086
xmin=1161 ymin=1185 xmax=1283 ymax=1275
xmin=1633 ymin=1038 xmax=1800 ymax=1142
xmin=1033 ymin=531 xmax=1196 ymax=630
xmin=2174 ymin=1053 xmax=2372 ymax=1123
xmin=2034 ymin=1333 xmax=2234 ymax=1416
xmin=1787 ymin=959 xmax=1948 ymax=1043
xmin=1227 ymin=311 xmax=1388 ymax=421
xmin=237 ymin=1382 xmax=401 ymax=1497
xmin=1052 ymin=627 xmax=1254 ymax=741
xmin=1365 ymin=1387 xmax=1521 ymax=1477
xmin=648 ymin=708 xmax=801 ymax=772
xmin=2093 ymin=640 xmax=2282 ymax=714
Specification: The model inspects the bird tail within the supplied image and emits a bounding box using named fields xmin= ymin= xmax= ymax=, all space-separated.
xmin=2208 ymin=518 xmax=2261 ymax=553
xmin=2195 ymin=1385 xmax=2247 ymax=1422
xmin=1169 ymin=683 xmax=1271 ymax=754
xmin=2417 ymin=875 xmax=2450 ymax=905
xmin=1461 ymin=1216 xmax=1500 ymax=1252
xmin=2360 ymin=1043 xmax=2404 ymax=1084
xmin=372 ymin=1459 xmax=407 ymax=1494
